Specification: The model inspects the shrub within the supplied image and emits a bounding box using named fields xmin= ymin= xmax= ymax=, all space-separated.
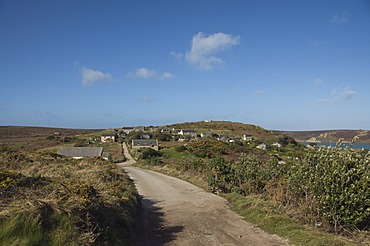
xmin=175 ymin=145 xmax=187 ymax=152
xmin=141 ymin=148 xmax=162 ymax=159
xmin=288 ymin=145 xmax=370 ymax=232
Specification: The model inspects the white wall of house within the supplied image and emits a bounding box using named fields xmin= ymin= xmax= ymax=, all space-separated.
xmin=101 ymin=135 xmax=115 ymax=143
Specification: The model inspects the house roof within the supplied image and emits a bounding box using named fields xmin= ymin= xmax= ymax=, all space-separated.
xmin=181 ymin=129 xmax=196 ymax=132
xmin=132 ymin=139 xmax=158 ymax=147
xmin=57 ymin=147 xmax=103 ymax=157
xmin=101 ymin=133 xmax=115 ymax=137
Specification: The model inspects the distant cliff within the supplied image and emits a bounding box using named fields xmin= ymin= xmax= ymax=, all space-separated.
xmin=276 ymin=130 xmax=370 ymax=144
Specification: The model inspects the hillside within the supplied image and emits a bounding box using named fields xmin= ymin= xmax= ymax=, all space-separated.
xmin=277 ymin=129 xmax=370 ymax=144
xmin=0 ymin=126 xmax=102 ymax=149
xmin=168 ymin=121 xmax=278 ymax=140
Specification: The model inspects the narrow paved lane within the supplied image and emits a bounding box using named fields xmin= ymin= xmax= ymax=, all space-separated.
xmin=120 ymin=144 xmax=288 ymax=245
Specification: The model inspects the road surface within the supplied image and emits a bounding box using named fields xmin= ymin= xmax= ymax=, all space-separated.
xmin=120 ymin=144 xmax=289 ymax=245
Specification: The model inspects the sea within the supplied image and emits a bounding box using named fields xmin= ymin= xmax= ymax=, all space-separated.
xmin=301 ymin=142 xmax=370 ymax=150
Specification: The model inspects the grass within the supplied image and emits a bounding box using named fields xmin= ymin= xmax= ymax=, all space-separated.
xmin=0 ymin=144 xmax=140 ymax=245
xmin=223 ymin=193 xmax=359 ymax=246
xmin=160 ymin=146 xmax=190 ymax=159
xmin=0 ymin=207 xmax=79 ymax=246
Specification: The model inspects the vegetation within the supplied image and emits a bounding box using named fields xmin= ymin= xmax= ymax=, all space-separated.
xmin=1 ymin=122 xmax=369 ymax=245
xmin=0 ymin=144 xmax=140 ymax=245
xmin=137 ymin=134 xmax=370 ymax=245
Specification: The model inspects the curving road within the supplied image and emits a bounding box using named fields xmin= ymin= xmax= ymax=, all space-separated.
xmin=121 ymin=144 xmax=289 ymax=245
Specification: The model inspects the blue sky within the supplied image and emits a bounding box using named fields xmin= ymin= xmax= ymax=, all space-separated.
xmin=1 ymin=0 xmax=369 ymax=130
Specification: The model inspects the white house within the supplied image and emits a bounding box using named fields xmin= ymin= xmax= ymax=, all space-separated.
xmin=242 ymin=134 xmax=253 ymax=141
xmin=178 ymin=129 xmax=197 ymax=138
xmin=101 ymin=134 xmax=116 ymax=143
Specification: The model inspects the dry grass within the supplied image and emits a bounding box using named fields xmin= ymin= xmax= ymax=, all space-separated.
xmin=0 ymin=144 xmax=139 ymax=245
xmin=0 ymin=126 xmax=102 ymax=150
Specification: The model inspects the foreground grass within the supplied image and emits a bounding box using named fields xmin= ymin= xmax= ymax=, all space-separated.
xmin=224 ymin=193 xmax=359 ymax=246
xmin=0 ymin=209 xmax=79 ymax=246
xmin=137 ymin=161 xmax=363 ymax=246
xmin=0 ymin=144 xmax=140 ymax=245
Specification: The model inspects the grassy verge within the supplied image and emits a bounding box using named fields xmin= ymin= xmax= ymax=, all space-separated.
xmin=224 ymin=192 xmax=359 ymax=246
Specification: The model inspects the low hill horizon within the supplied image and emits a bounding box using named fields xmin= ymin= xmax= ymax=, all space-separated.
xmin=1 ymin=122 xmax=369 ymax=144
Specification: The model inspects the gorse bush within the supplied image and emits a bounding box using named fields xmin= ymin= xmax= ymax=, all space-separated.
xmin=289 ymin=145 xmax=370 ymax=232
xmin=187 ymin=138 xmax=231 ymax=158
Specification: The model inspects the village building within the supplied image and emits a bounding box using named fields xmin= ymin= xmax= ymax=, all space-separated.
xmin=133 ymin=126 xmax=145 ymax=132
xmin=200 ymin=132 xmax=212 ymax=138
xmin=101 ymin=133 xmax=116 ymax=143
xmin=242 ymin=134 xmax=253 ymax=141
xmin=229 ymin=138 xmax=242 ymax=143
xmin=178 ymin=129 xmax=197 ymax=138
xmin=122 ymin=127 xmax=134 ymax=134
xmin=132 ymin=139 xmax=159 ymax=151
xmin=160 ymin=127 xmax=170 ymax=133
xmin=57 ymin=147 xmax=111 ymax=160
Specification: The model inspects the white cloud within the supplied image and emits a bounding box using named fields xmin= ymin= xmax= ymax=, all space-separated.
xmin=331 ymin=12 xmax=350 ymax=24
xmin=331 ymin=87 xmax=356 ymax=101
xmin=317 ymin=87 xmax=356 ymax=104
xmin=174 ymin=32 xmax=240 ymax=70
xmin=127 ymin=68 xmax=174 ymax=80
xmin=160 ymin=72 xmax=174 ymax=80
xmin=81 ymin=67 xmax=111 ymax=86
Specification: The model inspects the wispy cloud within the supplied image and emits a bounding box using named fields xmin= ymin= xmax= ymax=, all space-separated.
xmin=172 ymin=32 xmax=240 ymax=71
xmin=331 ymin=87 xmax=356 ymax=101
xmin=140 ymin=96 xmax=161 ymax=103
xmin=127 ymin=68 xmax=174 ymax=80
xmin=254 ymin=89 xmax=268 ymax=95
xmin=317 ymin=87 xmax=356 ymax=104
xmin=313 ymin=78 xmax=322 ymax=85
xmin=331 ymin=11 xmax=350 ymax=24
xmin=169 ymin=51 xmax=184 ymax=61
xmin=81 ymin=67 xmax=111 ymax=86
xmin=305 ymin=39 xmax=321 ymax=48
